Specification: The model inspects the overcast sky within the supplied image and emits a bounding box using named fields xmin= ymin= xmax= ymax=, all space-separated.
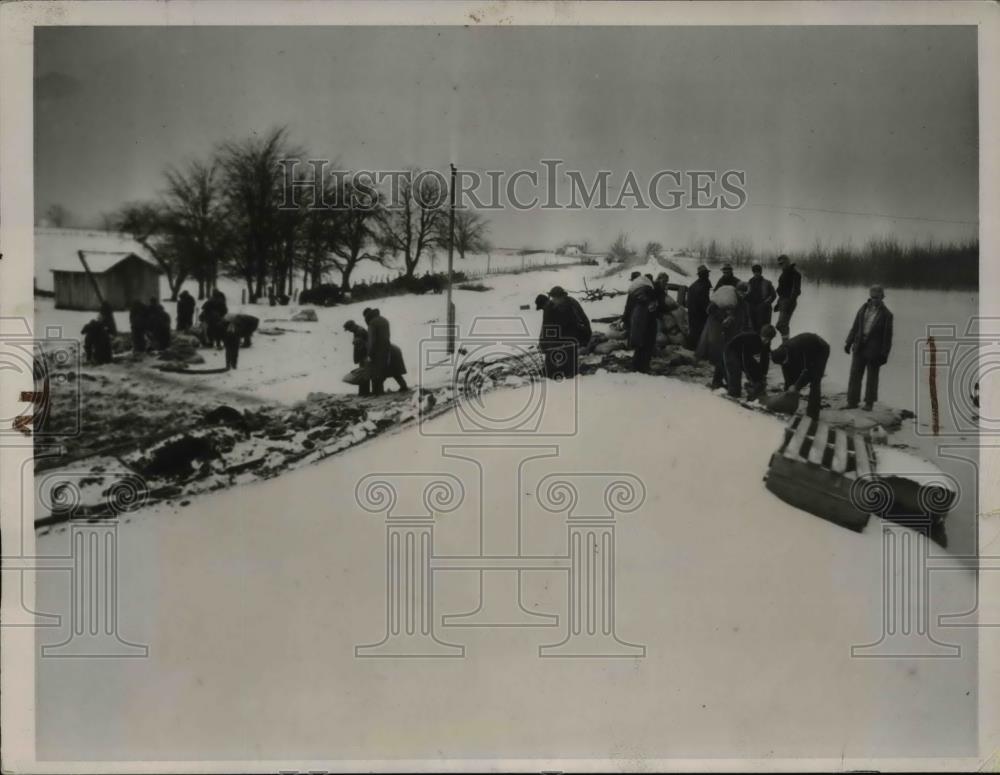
xmin=35 ymin=25 xmax=978 ymax=252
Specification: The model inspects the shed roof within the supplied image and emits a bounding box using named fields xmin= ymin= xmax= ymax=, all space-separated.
xmin=68 ymin=250 xmax=161 ymax=275
xmin=35 ymin=227 xmax=161 ymax=292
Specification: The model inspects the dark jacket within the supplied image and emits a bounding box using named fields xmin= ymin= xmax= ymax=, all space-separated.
xmin=541 ymin=296 xmax=592 ymax=350
xmin=846 ymin=302 xmax=893 ymax=363
xmin=98 ymin=304 xmax=118 ymax=336
xmin=623 ymin=282 xmax=658 ymax=349
xmin=746 ymin=275 xmax=776 ymax=307
xmin=349 ymin=326 xmax=368 ymax=365
xmin=714 ymin=274 xmax=740 ymax=290
xmin=780 ymin=333 xmax=830 ymax=390
xmin=726 ymin=330 xmax=765 ymax=359
xmin=687 ymin=277 xmax=712 ymax=314
xmin=366 ymin=314 xmax=392 ymax=377
xmin=177 ymin=293 xmax=196 ymax=327
xmin=776 ymin=264 xmax=802 ymax=301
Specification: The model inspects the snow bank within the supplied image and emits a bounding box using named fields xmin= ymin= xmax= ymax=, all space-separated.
xmin=35 ymin=373 xmax=976 ymax=761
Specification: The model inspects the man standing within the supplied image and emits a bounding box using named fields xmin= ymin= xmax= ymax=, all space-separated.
xmin=845 ymin=285 xmax=893 ymax=411
xmin=746 ymin=263 xmax=776 ymax=332
xmin=770 ymin=332 xmax=830 ymax=420
xmin=686 ymin=265 xmax=712 ymax=350
xmin=536 ymin=286 xmax=591 ymax=379
xmin=363 ymin=307 xmax=392 ymax=396
xmin=714 ymin=263 xmax=740 ymax=290
xmin=176 ymin=290 xmax=196 ymax=332
xmin=129 ymin=300 xmax=147 ymax=353
xmin=623 ymin=274 xmax=658 ymax=374
xmin=774 ymin=254 xmax=802 ymax=338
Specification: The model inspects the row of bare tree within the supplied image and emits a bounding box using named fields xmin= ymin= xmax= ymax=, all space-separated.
xmin=107 ymin=127 xmax=491 ymax=300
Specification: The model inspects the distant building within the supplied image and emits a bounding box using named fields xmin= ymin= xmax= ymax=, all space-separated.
xmin=35 ymin=228 xmax=163 ymax=310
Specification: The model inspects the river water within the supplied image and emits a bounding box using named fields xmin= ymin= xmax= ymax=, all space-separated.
xmin=684 ymin=258 xmax=980 ymax=556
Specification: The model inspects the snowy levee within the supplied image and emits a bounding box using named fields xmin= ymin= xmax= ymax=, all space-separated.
xmin=34 ymin=375 xmax=977 ymax=761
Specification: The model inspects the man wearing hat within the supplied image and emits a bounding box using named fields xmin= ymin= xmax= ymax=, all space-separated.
xmin=536 ymin=286 xmax=591 ymax=379
xmin=845 ymin=285 xmax=893 ymax=410
xmin=686 ymin=264 xmax=713 ymax=349
xmin=774 ymin=254 xmax=802 ymax=337
xmin=713 ymin=263 xmax=740 ymax=290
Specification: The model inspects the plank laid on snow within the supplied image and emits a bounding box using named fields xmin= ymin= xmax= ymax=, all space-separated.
xmin=784 ymin=415 xmax=812 ymax=461
xmin=807 ymin=422 xmax=830 ymax=465
xmin=853 ymin=434 xmax=872 ymax=478
xmin=831 ymin=430 xmax=849 ymax=474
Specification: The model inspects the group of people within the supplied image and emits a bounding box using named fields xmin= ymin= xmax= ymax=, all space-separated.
xmin=530 ymin=254 xmax=895 ymax=423
xmin=342 ymin=307 xmax=408 ymax=396
xmin=687 ymin=256 xmax=894 ymax=418
xmin=80 ymin=301 xmax=118 ymax=365
xmin=80 ymin=287 xmax=263 ymax=372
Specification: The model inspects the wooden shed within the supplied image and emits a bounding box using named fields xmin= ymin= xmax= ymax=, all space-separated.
xmin=51 ymin=251 xmax=162 ymax=311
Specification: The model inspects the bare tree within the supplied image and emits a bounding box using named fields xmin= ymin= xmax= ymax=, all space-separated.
xmin=437 ymin=209 xmax=491 ymax=260
xmin=216 ymin=127 xmax=300 ymax=300
xmin=644 ymin=241 xmax=664 ymax=259
xmin=112 ymin=202 xmax=186 ymax=300
xmin=608 ymin=232 xmax=636 ymax=264
xmin=376 ymin=172 xmax=447 ymax=279
xmin=163 ymin=160 xmax=229 ymax=299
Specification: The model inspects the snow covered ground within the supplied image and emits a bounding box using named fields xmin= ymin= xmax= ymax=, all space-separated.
xmin=37 ymin=259 xmax=621 ymax=404
xmin=34 ymin=374 xmax=977 ymax=763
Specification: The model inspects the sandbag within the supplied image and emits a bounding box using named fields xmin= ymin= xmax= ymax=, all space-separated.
xmin=343 ymin=366 xmax=370 ymax=386
xmin=710 ymin=285 xmax=738 ymax=309
xmin=765 ymin=390 xmax=801 ymax=415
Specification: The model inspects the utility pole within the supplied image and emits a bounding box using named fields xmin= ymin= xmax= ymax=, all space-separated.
xmin=446 ymin=163 xmax=457 ymax=355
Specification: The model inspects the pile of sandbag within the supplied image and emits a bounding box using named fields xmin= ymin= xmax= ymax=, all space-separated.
xmin=155 ymin=333 xmax=206 ymax=365
xmin=587 ymin=326 xmax=630 ymax=355
xmin=656 ymin=307 xmax=688 ymax=347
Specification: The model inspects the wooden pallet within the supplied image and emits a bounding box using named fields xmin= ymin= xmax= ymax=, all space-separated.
xmin=765 ymin=415 xmax=874 ymax=532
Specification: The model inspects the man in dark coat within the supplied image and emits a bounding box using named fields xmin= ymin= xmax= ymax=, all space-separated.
xmin=721 ymin=326 xmax=772 ymax=400
xmin=147 ymin=297 xmax=172 ymax=350
xmin=845 ymin=285 xmax=893 ymax=411
xmin=129 ymin=301 xmax=147 ymax=353
xmin=343 ymin=320 xmax=371 ymax=396
xmin=623 ymin=275 xmax=658 ymax=374
xmin=200 ymin=290 xmax=228 ymax=349
xmin=771 ymin=332 xmax=830 ymax=420
xmin=98 ymin=301 xmax=118 ymax=336
xmin=774 ymin=254 xmax=802 ymax=338
xmin=81 ymin=318 xmax=113 ymax=365
xmin=746 ymin=263 xmax=776 ymax=332
xmin=686 ymin=265 xmax=712 ymax=349
xmin=363 ymin=307 xmax=393 ymax=396
xmin=536 ymin=287 xmax=591 ymax=379
xmin=176 ymin=290 xmax=196 ymax=331
xmin=229 ymin=313 xmax=259 ymax=347
xmin=714 ymin=263 xmax=740 ymax=290
xmin=222 ymin=319 xmax=241 ymax=370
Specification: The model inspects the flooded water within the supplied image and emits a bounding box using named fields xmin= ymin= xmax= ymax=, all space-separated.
xmin=683 ymin=257 xmax=980 ymax=556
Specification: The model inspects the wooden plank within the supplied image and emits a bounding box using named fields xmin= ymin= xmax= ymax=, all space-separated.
xmin=807 ymin=422 xmax=830 ymax=466
xmin=831 ymin=430 xmax=849 ymax=473
xmin=784 ymin=414 xmax=812 ymax=461
xmin=853 ymin=434 xmax=872 ymax=478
